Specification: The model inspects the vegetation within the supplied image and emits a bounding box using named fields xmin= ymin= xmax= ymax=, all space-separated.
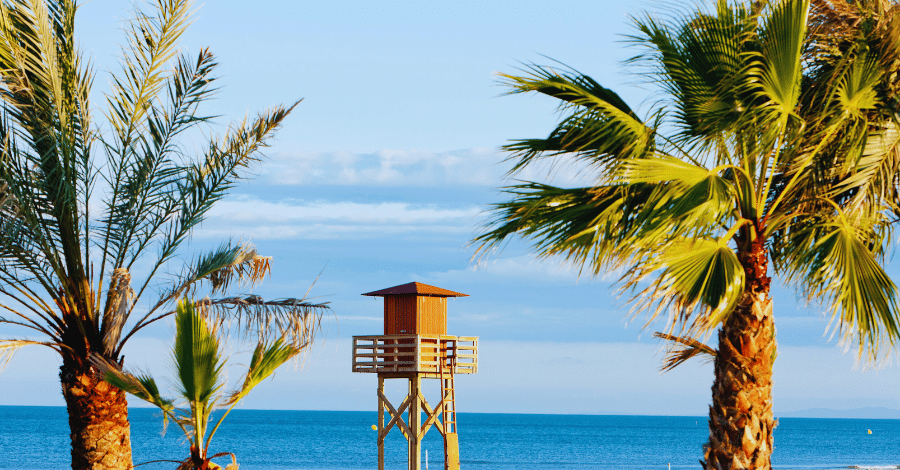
xmin=475 ymin=0 xmax=900 ymax=467
xmin=94 ymin=299 xmax=299 ymax=470
xmin=0 ymin=1 xmax=328 ymax=468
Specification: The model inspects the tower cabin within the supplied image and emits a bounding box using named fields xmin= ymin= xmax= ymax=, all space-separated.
xmin=352 ymin=282 xmax=478 ymax=470
xmin=353 ymin=281 xmax=478 ymax=377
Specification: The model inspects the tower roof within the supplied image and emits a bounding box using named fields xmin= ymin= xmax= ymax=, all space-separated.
xmin=362 ymin=281 xmax=468 ymax=298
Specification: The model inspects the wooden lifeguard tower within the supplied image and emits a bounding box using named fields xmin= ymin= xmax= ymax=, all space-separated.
xmin=352 ymin=282 xmax=478 ymax=470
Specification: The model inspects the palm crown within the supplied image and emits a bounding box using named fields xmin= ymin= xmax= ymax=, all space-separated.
xmin=479 ymin=0 xmax=899 ymax=354
xmin=475 ymin=0 xmax=900 ymax=467
xmin=0 ymin=1 xmax=328 ymax=468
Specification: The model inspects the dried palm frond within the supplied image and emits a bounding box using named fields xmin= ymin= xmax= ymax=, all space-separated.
xmin=101 ymin=268 xmax=134 ymax=355
xmin=0 ymin=339 xmax=58 ymax=371
xmin=654 ymin=332 xmax=717 ymax=373
xmin=196 ymin=296 xmax=328 ymax=350
xmin=204 ymin=246 xmax=271 ymax=294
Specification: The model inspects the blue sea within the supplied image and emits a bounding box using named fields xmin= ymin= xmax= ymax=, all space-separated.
xmin=1 ymin=407 xmax=899 ymax=469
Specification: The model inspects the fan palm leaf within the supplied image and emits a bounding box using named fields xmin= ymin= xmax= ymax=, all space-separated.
xmin=477 ymin=0 xmax=900 ymax=467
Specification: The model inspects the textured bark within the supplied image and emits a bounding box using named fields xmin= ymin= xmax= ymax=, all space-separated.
xmin=703 ymin=239 xmax=777 ymax=470
xmin=61 ymin=359 xmax=133 ymax=470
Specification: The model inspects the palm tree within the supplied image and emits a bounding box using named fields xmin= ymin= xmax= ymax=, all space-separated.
xmin=474 ymin=0 xmax=900 ymax=468
xmin=0 ymin=1 xmax=328 ymax=469
xmin=94 ymin=299 xmax=301 ymax=470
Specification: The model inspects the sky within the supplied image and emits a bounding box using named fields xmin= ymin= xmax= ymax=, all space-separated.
xmin=3 ymin=0 xmax=900 ymax=417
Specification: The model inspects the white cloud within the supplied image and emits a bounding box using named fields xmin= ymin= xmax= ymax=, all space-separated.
xmin=256 ymin=147 xmax=600 ymax=188
xmin=199 ymin=196 xmax=482 ymax=240
xmin=257 ymin=148 xmax=504 ymax=187
xmin=209 ymin=197 xmax=480 ymax=223
xmin=423 ymin=254 xmax=614 ymax=284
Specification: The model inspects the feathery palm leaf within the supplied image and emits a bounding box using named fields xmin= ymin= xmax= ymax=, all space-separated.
xmin=0 ymin=1 xmax=329 ymax=466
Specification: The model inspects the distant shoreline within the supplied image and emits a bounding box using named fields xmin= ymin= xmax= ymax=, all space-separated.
xmin=3 ymin=405 xmax=900 ymax=420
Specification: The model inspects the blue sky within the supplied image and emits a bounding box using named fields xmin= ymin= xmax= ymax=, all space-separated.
xmin=3 ymin=0 xmax=900 ymax=416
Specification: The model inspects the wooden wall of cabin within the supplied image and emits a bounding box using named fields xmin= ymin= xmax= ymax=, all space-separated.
xmin=383 ymin=295 xmax=447 ymax=335
xmin=417 ymin=297 xmax=447 ymax=335
xmin=384 ymin=295 xmax=416 ymax=334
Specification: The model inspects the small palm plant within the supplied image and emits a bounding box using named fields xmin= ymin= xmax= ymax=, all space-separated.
xmin=93 ymin=299 xmax=300 ymax=470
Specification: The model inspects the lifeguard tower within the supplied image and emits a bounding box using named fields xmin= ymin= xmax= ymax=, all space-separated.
xmin=352 ymin=282 xmax=478 ymax=470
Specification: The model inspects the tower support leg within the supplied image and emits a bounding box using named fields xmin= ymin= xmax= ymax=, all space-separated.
xmin=378 ymin=376 xmax=385 ymax=470
xmin=408 ymin=376 xmax=421 ymax=470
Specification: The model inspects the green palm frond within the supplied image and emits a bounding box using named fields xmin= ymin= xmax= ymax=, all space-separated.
xmin=226 ymin=338 xmax=299 ymax=406
xmin=100 ymin=297 xmax=301 ymax=466
xmin=629 ymin=238 xmax=745 ymax=334
xmin=173 ymin=299 xmax=223 ymax=406
xmin=100 ymin=47 xmax=218 ymax=281
xmin=755 ymin=0 xmax=809 ymax=122
xmin=152 ymin=102 xmax=298 ymax=272
xmin=118 ymin=242 xmax=284 ymax=353
xmin=103 ymin=0 xmax=193 ymax=147
xmin=90 ymin=354 xmax=175 ymax=416
xmin=618 ymin=155 xmax=712 ymax=186
xmin=205 ymin=337 xmax=299 ymax=448
xmin=498 ymin=65 xmax=655 ymax=174
xmin=781 ymin=214 xmax=899 ymax=357
xmin=834 ymin=52 xmax=883 ymax=119
xmin=158 ymin=242 xmax=271 ymax=309
xmin=475 ymin=184 xmax=654 ymax=273
xmin=631 ymin=3 xmax=756 ymax=138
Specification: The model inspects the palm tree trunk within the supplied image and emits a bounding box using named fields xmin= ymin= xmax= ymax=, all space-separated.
xmin=60 ymin=359 xmax=133 ymax=470
xmin=703 ymin=240 xmax=777 ymax=470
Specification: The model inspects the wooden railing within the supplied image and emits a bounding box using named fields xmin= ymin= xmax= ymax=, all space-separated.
xmin=352 ymin=335 xmax=477 ymax=375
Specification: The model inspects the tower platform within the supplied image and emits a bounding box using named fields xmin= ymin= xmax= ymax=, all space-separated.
xmin=352 ymin=334 xmax=478 ymax=378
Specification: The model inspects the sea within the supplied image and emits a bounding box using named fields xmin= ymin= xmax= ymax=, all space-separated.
xmin=0 ymin=407 xmax=898 ymax=470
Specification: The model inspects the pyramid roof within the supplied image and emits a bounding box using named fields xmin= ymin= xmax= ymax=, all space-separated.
xmin=362 ymin=281 xmax=468 ymax=298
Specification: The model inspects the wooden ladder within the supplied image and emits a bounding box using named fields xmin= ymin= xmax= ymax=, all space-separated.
xmin=440 ymin=349 xmax=459 ymax=470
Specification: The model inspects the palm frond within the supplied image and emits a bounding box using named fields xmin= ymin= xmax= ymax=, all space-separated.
xmin=117 ymin=242 xmax=275 ymax=351
xmin=206 ymin=337 xmax=299 ymax=448
xmin=197 ymin=295 xmax=327 ymax=350
xmin=173 ymin=299 xmax=223 ymax=406
xmin=90 ymin=353 xmax=174 ymax=415
xmin=103 ymin=0 xmax=193 ymax=147
xmin=626 ymin=237 xmax=745 ymax=335
xmin=130 ymin=102 xmax=298 ymax=308
xmin=474 ymin=184 xmax=652 ymax=273
xmin=225 ymin=338 xmax=299 ymax=406
xmin=653 ymin=332 xmax=717 ymax=372
xmin=631 ymin=2 xmax=756 ymax=139
xmin=780 ymin=214 xmax=899 ymax=358
xmin=755 ymin=0 xmax=809 ymax=122
xmin=499 ymin=65 xmax=654 ymax=175
xmin=99 ymin=48 xmax=217 ymax=280
xmin=0 ymin=339 xmax=59 ymax=371
xmin=100 ymin=268 xmax=133 ymax=356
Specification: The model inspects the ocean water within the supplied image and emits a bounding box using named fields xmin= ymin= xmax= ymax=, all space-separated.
xmin=0 ymin=406 xmax=899 ymax=469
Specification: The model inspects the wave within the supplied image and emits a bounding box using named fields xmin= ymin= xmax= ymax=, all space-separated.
xmin=844 ymin=466 xmax=900 ymax=469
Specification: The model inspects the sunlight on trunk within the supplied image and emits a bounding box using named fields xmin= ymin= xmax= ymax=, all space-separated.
xmin=61 ymin=360 xmax=133 ymax=470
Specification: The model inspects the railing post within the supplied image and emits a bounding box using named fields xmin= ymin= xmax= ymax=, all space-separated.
xmin=415 ymin=335 xmax=421 ymax=373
